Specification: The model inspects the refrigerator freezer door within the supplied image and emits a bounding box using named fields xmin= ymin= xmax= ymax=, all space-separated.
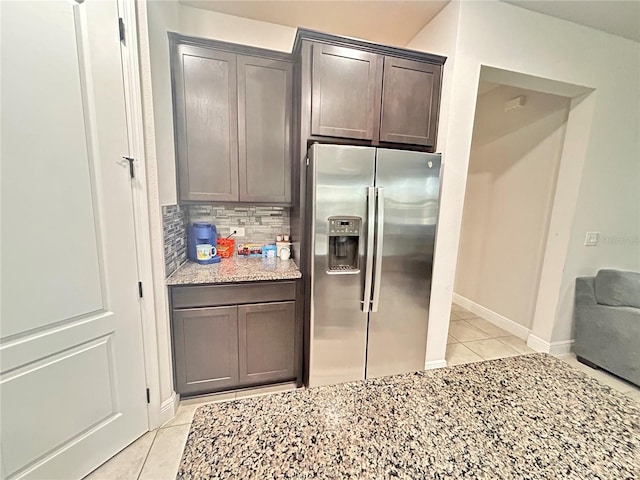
xmin=309 ymin=144 xmax=376 ymax=387
xmin=367 ymin=149 xmax=441 ymax=379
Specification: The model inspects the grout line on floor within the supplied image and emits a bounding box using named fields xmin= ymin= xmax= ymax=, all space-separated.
xmin=494 ymin=336 xmax=525 ymax=345
xmin=136 ymin=429 xmax=158 ymax=480
xmin=462 ymin=343 xmax=486 ymax=360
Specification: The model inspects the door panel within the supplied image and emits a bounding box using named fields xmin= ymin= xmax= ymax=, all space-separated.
xmin=0 ymin=1 xmax=147 ymax=479
xmin=174 ymin=46 xmax=239 ymax=201
xmin=311 ymin=44 xmax=382 ymax=140
xmin=173 ymin=307 xmax=239 ymax=395
xmin=1 ymin=2 xmax=103 ymax=337
xmin=238 ymin=302 xmax=296 ymax=384
xmin=309 ymin=144 xmax=375 ymax=387
xmin=367 ymin=150 xmax=441 ymax=379
xmin=379 ymin=57 xmax=441 ymax=147
xmin=237 ymin=56 xmax=292 ymax=203
xmin=2 ymin=335 xmax=117 ymax=477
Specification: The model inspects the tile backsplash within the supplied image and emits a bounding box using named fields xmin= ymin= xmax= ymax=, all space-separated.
xmin=162 ymin=204 xmax=291 ymax=276
xmin=186 ymin=204 xmax=290 ymax=245
xmin=162 ymin=205 xmax=187 ymax=277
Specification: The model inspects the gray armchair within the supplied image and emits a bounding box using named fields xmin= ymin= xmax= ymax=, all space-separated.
xmin=574 ymin=269 xmax=640 ymax=386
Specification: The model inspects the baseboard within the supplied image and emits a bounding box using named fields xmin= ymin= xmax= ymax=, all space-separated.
xmin=452 ymin=293 xmax=530 ymax=340
xmin=549 ymin=340 xmax=574 ymax=357
xmin=526 ymin=334 xmax=550 ymax=353
xmin=424 ymin=359 xmax=447 ymax=370
xmin=526 ymin=334 xmax=574 ymax=356
xmin=158 ymin=392 xmax=179 ymax=426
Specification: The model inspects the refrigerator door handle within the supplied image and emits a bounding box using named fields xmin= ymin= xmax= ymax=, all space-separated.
xmin=361 ymin=187 xmax=376 ymax=312
xmin=371 ymin=187 xmax=384 ymax=312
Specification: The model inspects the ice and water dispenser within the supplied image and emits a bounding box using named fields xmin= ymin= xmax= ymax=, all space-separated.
xmin=327 ymin=216 xmax=361 ymax=272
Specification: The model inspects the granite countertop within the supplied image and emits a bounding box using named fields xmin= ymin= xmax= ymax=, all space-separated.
xmin=166 ymin=257 xmax=302 ymax=286
xmin=177 ymin=354 xmax=640 ymax=479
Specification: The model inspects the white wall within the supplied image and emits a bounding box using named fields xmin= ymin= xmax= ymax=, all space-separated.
xmin=406 ymin=1 xmax=462 ymax=367
xmin=137 ymin=0 xmax=179 ymax=421
xmin=455 ymin=85 xmax=569 ymax=329
xmin=147 ymin=0 xmax=180 ymax=207
xmin=408 ymin=0 xmax=640 ymax=357
xmin=406 ymin=1 xmax=460 ymax=153
xmin=147 ymin=2 xmax=296 ymax=206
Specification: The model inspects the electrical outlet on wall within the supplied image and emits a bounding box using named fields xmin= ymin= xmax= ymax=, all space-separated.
xmin=234 ymin=227 xmax=245 ymax=238
xmin=584 ymin=232 xmax=600 ymax=246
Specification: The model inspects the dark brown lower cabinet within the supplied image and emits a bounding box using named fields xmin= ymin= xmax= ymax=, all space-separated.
xmin=238 ymin=302 xmax=295 ymax=384
xmin=171 ymin=282 xmax=300 ymax=397
xmin=173 ymin=306 xmax=239 ymax=395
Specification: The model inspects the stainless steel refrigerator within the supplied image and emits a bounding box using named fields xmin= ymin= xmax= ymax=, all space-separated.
xmin=308 ymin=144 xmax=442 ymax=387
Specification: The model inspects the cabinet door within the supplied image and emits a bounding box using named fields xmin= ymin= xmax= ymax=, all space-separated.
xmin=311 ymin=44 xmax=382 ymax=140
xmin=238 ymin=302 xmax=296 ymax=385
xmin=237 ymin=56 xmax=292 ymax=203
xmin=173 ymin=306 xmax=239 ymax=395
xmin=173 ymin=45 xmax=239 ymax=202
xmin=379 ymin=57 xmax=441 ymax=147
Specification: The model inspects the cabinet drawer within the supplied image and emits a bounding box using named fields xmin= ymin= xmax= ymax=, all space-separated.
xmin=172 ymin=281 xmax=296 ymax=309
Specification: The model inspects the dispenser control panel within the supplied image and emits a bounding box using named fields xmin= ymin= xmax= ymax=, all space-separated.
xmin=329 ymin=217 xmax=360 ymax=236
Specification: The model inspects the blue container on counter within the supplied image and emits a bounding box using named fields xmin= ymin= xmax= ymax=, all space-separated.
xmin=262 ymin=244 xmax=277 ymax=258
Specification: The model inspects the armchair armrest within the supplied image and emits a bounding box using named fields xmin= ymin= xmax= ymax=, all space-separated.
xmin=575 ymin=277 xmax=597 ymax=306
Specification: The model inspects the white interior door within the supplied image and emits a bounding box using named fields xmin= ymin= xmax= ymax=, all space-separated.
xmin=1 ymin=1 xmax=148 ymax=479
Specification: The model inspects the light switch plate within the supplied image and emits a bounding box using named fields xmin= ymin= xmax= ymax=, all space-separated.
xmin=584 ymin=232 xmax=600 ymax=246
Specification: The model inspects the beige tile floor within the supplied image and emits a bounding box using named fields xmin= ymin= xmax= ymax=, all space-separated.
xmin=446 ymin=303 xmax=535 ymax=365
xmin=85 ymin=304 xmax=640 ymax=479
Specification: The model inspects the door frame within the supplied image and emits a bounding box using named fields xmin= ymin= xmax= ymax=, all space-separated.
xmin=118 ymin=0 xmax=176 ymax=429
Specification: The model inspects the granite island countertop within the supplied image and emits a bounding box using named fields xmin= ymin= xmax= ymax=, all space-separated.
xmin=177 ymin=354 xmax=640 ymax=479
xmin=166 ymin=257 xmax=302 ymax=286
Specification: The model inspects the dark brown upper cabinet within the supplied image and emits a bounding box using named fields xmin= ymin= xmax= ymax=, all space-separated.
xmin=379 ymin=57 xmax=441 ymax=147
xmin=296 ymin=29 xmax=446 ymax=150
xmin=171 ymin=34 xmax=293 ymax=204
xmin=311 ymin=44 xmax=382 ymax=140
xmin=174 ymin=45 xmax=239 ymax=202
xmin=237 ymin=56 xmax=292 ymax=203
